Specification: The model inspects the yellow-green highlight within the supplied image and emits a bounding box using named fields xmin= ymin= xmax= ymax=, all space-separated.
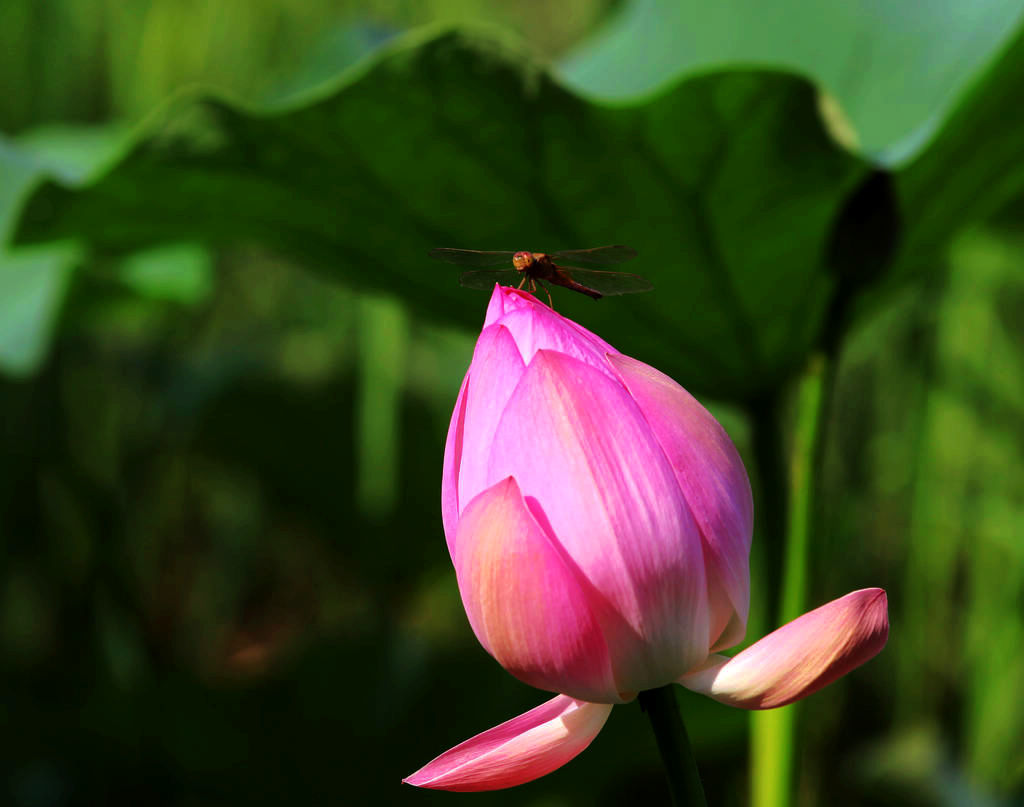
xmin=751 ymin=355 xmax=826 ymax=807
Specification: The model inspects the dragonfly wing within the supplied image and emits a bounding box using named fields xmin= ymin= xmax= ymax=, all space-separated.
xmin=559 ymin=267 xmax=653 ymax=295
xmin=458 ymin=269 xmax=523 ymax=291
xmin=550 ymin=245 xmax=637 ymax=266
xmin=429 ymin=248 xmax=517 ymax=267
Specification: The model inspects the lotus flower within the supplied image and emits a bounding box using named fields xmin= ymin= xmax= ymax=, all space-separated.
xmin=406 ymin=286 xmax=888 ymax=791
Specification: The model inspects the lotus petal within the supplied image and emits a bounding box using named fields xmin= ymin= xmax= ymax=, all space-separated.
xmin=678 ymin=588 xmax=888 ymax=709
xmin=404 ymin=695 xmax=613 ymax=791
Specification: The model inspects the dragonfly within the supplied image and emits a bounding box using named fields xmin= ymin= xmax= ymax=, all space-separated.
xmin=428 ymin=245 xmax=652 ymax=305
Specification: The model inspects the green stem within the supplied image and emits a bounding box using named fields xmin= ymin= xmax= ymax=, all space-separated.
xmin=638 ymin=686 xmax=708 ymax=807
xmin=356 ymin=295 xmax=407 ymax=519
xmin=750 ymin=354 xmax=831 ymax=807
xmin=780 ymin=353 xmax=827 ymax=628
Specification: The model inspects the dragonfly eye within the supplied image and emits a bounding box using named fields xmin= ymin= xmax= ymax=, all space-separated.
xmin=512 ymin=251 xmax=533 ymax=270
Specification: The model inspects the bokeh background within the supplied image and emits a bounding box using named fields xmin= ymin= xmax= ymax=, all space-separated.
xmin=2 ymin=2 xmax=1024 ymax=805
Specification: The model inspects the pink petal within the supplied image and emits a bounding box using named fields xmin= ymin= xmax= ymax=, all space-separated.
xmin=487 ymin=288 xmax=619 ymax=376
xmin=441 ymin=372 xmax=469 ymax=555
xmin=455 ymin=324 xmax=526 ymax=536
xmin=488 ymin=350 xmax=709 ymax=694
xmin=608 ymin=354 xmax=753 ymax=651
xmin=483 ymin=283 xmax=509 ymax=327
xmin=485 ymin=286 xmax=544 ymax=328
xmin=404 ymin=695 xmax=613 ymax=791
xmin=678 ymin=588 xmax=889 ymax=709
xmin=564 ymin=316 xmax=621 ymax=357
xmin=453 ymin=477 xmax=620 ymax=703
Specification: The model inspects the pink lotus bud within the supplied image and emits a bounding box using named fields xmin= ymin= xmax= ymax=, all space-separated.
xmin=442 ymin=286 xmax=754 ymax=703
xmin=409 ymin=286 xmax=888 ymax=791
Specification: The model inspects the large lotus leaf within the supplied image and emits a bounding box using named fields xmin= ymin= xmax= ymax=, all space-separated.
xmin=561 ymin=0 xmax=1024 ymax=164
xmin=894 ymin=23 xmax=1024 ymax=276
xmin=0 ymin=125 xmax=138 ymax=375
xmin=814 ymin=20 xmax=1024 ymax=332
xmin=0 ymin=139 xmax=79 ymax=376
xmin=11 ymin=31 xmax=867 ymax=400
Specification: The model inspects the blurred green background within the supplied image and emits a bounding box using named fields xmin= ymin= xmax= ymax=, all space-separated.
xmin=2 ymin=1 xmax=1024 ymax=805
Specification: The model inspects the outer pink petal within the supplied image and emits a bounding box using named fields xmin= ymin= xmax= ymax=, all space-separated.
xmin=489 ymin=289 xmax=619 ymax=375
xmin=483 ymin=283 xmax=509 ymax=327
xmin=404 ymin=695 xmax=613 ymax=791
xmin=488 ymin=350 xmax=709 ymax=695
xmin=441 ymin=372 xmax=469 ymax=555
xmin=608 ymin=354 xmax=753 ymax=652
xmin=678 ymin=588 xmax=889 ymax=709
xmin=453 ymin=477 xmax=620 ymax=703
xmin=560 ymin=311 xmax=621 ymax=357
xmin=455 ymin=324 xmax=526 ymax=534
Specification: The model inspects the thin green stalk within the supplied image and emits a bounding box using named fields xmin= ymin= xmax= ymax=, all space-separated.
xmin=780 ymin=354 xmax=826 ymax=629
xmin=356 ymin=295 xmax=407 ymax=519
xmin=750 ymin=354 xmax=830 ymax=807
xmin=638 ymin=686 xmax=708 ymax=807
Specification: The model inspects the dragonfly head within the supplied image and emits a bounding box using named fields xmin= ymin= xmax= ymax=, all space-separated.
xmin=512 ymin=251 xmax=535 ymax=272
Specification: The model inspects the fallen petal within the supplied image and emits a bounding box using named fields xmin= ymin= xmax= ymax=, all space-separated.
xmin=403 ymin=695 xmax=613 ymax=791
xmin=678 ymin=588 xmax=888 ymax=709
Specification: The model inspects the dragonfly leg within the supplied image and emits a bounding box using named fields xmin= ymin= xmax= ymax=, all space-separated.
xmin=517 ymin=276 xmax=527 ymax=290
xmin=539 ymin=282 xmax=554 ymax=309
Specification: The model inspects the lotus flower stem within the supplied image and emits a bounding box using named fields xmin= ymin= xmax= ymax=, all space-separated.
xmin=750 ymin=354 xmax=829 ymax=807
xmin=638 ymin=686 xmax=707 ymax=807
